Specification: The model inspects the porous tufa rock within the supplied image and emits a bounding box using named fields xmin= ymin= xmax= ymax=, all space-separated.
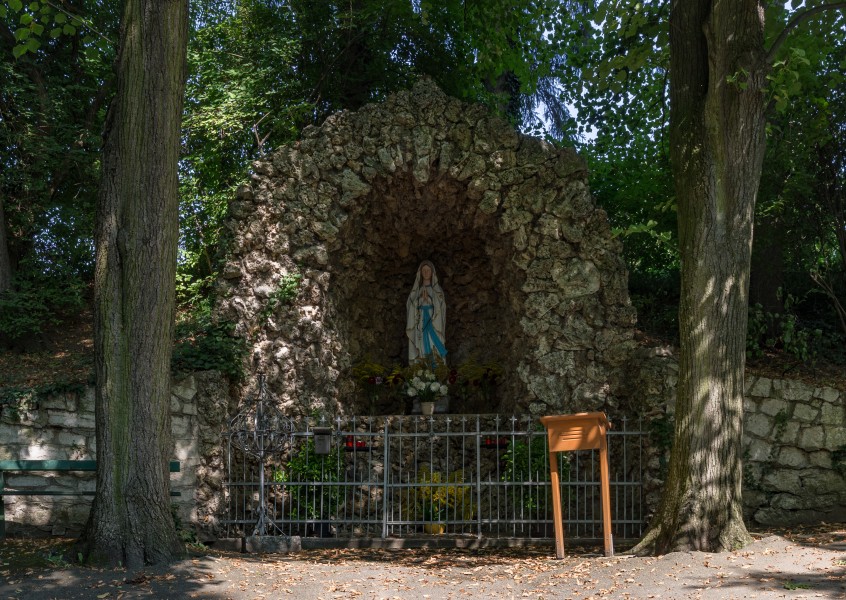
xmin=217 ymin=78 xmax=638 ymax=417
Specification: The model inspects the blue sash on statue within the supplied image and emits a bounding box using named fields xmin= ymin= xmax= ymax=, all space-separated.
xmin=420 ymin=304 xmax=447 ymax=360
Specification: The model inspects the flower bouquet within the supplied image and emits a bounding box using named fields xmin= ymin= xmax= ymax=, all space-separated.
xmin=405 ymin=368 xmax=448 ymax=415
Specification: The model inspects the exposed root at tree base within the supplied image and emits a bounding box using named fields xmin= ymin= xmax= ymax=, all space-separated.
xmin=628 ymin=521 xmax=753 ymax=556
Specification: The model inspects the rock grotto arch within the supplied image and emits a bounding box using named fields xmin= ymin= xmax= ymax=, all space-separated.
xmin=217 ymin=79 xmax=638 ymax=416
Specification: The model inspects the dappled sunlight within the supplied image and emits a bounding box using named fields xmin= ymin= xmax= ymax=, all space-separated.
xmin=664 ymin=254 xmax=752 ymax=551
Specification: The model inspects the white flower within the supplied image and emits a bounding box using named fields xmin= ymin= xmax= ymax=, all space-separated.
xmin=407 ymin=387 xmax=418 ymax=397
xmin=439 ymin=383 xmax=448 ymax=394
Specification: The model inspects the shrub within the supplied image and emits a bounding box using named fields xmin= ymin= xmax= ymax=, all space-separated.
xmin=171 ymin=302 xmax=246 ymax=380
xmin=0 ymin=275 xmax=84 ymax=340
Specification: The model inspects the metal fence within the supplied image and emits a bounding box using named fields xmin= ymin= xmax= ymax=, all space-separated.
xmin=222 ymin=414 xmax=645 ymax=541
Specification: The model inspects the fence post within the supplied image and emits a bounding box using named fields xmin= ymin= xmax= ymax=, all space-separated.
xmin=475 ymin=415 xmax=482 ymax=538
xmin=381 ymin=419 xmax=390 ymax=538
xmin=0 ymin=470 xmax=5 ymax=538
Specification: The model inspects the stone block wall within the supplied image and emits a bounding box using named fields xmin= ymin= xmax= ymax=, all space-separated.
xmin=0 ymin=372 xmax=229 ymax=538
xmin=742 ymin=376 xmax=846 ymax=525
xmin=633 ymin=355 xmax=846 ymax=526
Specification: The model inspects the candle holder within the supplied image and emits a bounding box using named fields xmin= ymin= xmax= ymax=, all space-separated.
xmin=227 ymin=372 xmax=295 ymax=536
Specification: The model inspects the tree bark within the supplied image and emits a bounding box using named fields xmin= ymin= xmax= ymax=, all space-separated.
xmin=76 ymin=0 xmax=188 ymax=569
xmin=632 ymin=0 xmax=765 ymax=554
xmin=0 ymin=194 xmax=11 ymax=294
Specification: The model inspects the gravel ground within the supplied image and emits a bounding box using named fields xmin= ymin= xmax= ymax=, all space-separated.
xmin=1 ymin=525 xmax=844 ymax=600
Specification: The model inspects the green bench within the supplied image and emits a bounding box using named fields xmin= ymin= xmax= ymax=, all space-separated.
xmin=0 ymin=459 xmax=181 ymax=538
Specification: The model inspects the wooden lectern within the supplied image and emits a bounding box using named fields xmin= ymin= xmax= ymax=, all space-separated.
xmin=539 ymin=412 xmax=613 ymax=558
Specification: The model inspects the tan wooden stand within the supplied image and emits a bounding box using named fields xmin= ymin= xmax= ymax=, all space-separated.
xmin=539 ymin=412 xmax=613 ymax=558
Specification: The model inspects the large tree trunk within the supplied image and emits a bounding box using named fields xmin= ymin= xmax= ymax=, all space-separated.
xmin=0 ymin=194 xmax=11 ymax=294
xmin=633 ymin=0 xmax=765 ymax=554
xmin=76 ymin=0 xmax=188 ymax=568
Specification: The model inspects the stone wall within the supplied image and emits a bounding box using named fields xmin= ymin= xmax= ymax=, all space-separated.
xmin=742 ymin=376 xmax=846 ymax=525
xmin=216 ymin=78 xmax=638 ymax=418
xmin=631 ymin=354 xmax=846 ymax=526
xmin=0 ymin=372 xmax=229 ymax=538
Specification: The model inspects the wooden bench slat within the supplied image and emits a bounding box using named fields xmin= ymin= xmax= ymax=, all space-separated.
xmin=0 ymin=460 xmax=180 ymax=472
xmin=1 ymin=491 xmax=181 ymax=496
xmin=1 ymin=459 xmax=183 ymax=538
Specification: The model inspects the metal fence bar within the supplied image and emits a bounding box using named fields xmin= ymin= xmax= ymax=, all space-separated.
xmin=381 ymin=420 xmax=389 ymax=538
xmin=221 ymin=414 xmax=646 ymax=541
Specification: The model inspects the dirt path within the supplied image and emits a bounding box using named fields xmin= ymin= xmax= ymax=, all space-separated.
xmin=2 ymin=526 xmax=844 ymax=599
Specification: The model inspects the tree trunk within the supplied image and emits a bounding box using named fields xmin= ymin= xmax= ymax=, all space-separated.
xmin=0 ymin=194 xmax=11 ymax=294
xmin=76 ymin=0 xmax=188 ymax=569
xmin=633 ymin=0 xmax=765 ymax=554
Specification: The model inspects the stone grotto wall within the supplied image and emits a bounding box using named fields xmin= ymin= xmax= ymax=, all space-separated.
xmin=0 ymin=373 xmax=229 ymax=538
xmin=216 ymin=78 xmax=638 ymax=418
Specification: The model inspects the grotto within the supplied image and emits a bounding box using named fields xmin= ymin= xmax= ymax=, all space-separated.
xmin=216 ymin=78 xmax=639 ymax=417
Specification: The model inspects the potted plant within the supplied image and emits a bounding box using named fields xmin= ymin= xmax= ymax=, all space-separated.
xmin=412 ymin=465 xmax=473 ymax=534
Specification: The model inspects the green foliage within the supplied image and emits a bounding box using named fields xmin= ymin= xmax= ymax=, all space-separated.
xmin=177 ymin=0 xmax=582 ymax=310
xmin=783 ymin=580 xmax=812 ymax=591
xmin=628 ymin=270 xmax=680 ymax=341
xmin=172 ymin=303 xmax=246 ymax=380
xmin=767 ymin=47 xmax=811 ymax=113
xmin=3 ymin=0 xmax=107 ymax=58
xmin=501 ymin=435 xmax=563 ymax=513
xmin=43 ymin=549 xmax=72 ymax=569
xmin=0 ymin=386 xmax=36 ymax=421
xmin=0 ymin=274 xmax=84 ymax=340
xmin=272 ymin=439 xmax=342 ymax=520
xmin=501 ymin=435 xmax=548 ymax=482
xmin=562 ymin=1 xmax=845 ymax=368
xmin=258 ymin=272 xmax=302 ymax=325
xmin=746 ymin=293 xmax=824 ymax=364
xmin=411 ymin=465 xmax=474 ymax=522
xmin=1 ymin=0 xmax=117 ymax=301
xmin=648 ymin=416 xmax=674 ymax=452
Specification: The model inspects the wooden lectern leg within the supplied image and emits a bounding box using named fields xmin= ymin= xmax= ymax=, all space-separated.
xmin=599 ymin=444 xmax=614 ymax=557
xmin=549 ymin=452 xmax=565 ymax=559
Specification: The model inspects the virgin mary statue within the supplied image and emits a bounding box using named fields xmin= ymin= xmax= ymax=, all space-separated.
xmin=406 ymin=260 xmax=447 ymax=364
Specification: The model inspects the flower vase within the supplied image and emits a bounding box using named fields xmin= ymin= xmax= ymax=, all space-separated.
xmin=421 ymin=401 xmax=435 ymax=416
xmin=423 ymin=523 xmax=445 ymax=535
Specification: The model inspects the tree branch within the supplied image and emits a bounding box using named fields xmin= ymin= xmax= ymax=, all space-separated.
xmin=766 ymin=3 xmax=846 ymax=63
